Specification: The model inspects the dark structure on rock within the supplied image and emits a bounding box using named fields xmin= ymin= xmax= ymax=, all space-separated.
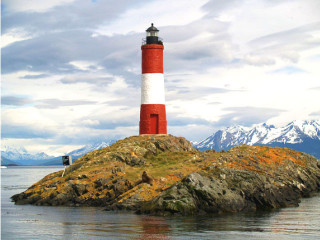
xmin=142 ymin=171 xmax=153 ymax=186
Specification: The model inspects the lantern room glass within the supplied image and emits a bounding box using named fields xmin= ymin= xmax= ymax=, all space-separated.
xmin=147 ymin=31 xmax=158 ymax=37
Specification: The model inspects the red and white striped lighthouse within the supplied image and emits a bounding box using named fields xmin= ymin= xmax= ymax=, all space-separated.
xmin=139 ymin=23 xmax=167 ymax=135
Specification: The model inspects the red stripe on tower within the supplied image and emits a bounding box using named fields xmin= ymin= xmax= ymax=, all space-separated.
xmin=139 ymin=23 xmax=167 ymax=135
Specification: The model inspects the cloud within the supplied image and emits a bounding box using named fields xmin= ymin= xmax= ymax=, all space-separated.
xmin=243 ymin=55 xmax=275 ymax=66
xmin=214 ymin=107 xmax=285 ymax=127
xmin=167 ymin=113 xmax=212 ymax=127
xmin=1 ymin=124 xmax=56 ymax=139
xmin=2 ymin=1 xmax=235 ymax=85
xmin=310 ymin=111 xmax=320 ymax=117
xmin=162 ymin=20 xmax=236 ymax=72
xmin=20 ymin=73 xmax=50 ymax=79
xmin=76 ymin=105 xmax=140 ymax=130
xmin=60 ymin=74 xmax=114 ymax=85
xmin=2 ymin=0 xmax=76 ymax=13
xmin=2 ymin=96 xmax=33 ymax=106
xmin=2 ymin=0 xmax=320 ymax=153
xmin=166 ymin=86 xmax=239 ymax=101
xmin=2 ymin=0 xmax=147 ymax=34
xmin=309 ymin=86 xmax=320 ymax=91
xmin=82 ymin=120 xmax=137 ymax=130
xmin=35 ymin=99 xmax=97 ymax=109
xmin=2 ymin=30 xmax=143 ymax=87
xmin=168 ymin=124 xmax=214 ymax=142
xmin=247 ymin=21 xmax=320 ymax=63
xmin=201 ymin=0 xmax=241 ymax=17
xmin=1 ymin=96 xmax=98 ymax=109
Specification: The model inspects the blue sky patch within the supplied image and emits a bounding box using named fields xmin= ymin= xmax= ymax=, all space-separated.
xmin=270 ymin=66 xmax=307 ymax=75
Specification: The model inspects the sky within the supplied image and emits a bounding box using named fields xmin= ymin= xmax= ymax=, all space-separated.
xmin=1 ymin=0 xmax=320 ymax=156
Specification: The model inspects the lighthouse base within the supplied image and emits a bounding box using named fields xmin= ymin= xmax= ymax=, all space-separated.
xmin=139 ymin=104 xmax=167 ymax=135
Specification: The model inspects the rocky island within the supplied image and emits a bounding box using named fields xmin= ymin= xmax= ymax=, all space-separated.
xmin=12 ymin=135 xmax=320 ymax=216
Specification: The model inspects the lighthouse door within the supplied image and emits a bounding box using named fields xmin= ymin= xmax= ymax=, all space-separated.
xmin=150 ymin=114 xmax=159 ymax=134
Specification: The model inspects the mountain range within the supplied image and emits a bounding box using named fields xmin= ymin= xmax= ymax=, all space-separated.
xmin=1 ymin=140 xmax=116 ymax=166
xmin=194 ymin=120 xmax=320 ymax=159
xmin=1 ymin=146 xmax=54 ymax=165
xmin=2 ymin=120 xmax=319 ymax=165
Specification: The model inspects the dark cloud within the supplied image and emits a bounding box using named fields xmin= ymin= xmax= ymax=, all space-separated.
xmin=310 ymin=111 xmax=320 ymax=116
xmin=1 ymin=96 xmax=33 ymax=106
xmin=1 ymin=124 xmax=56 ymax=139
xmin=2 ymin=0 xmax=151 ymax=87
xmin=202 ymin=0 xmax=304 ymax=18
xmin=166 ymin=86 xmax=242 ymax=101
xmin=2 ymin=0 xmax=149 ymax=77
xmin=2 ymin=3 xmax=236 ymax=82
xmin=35 ymin=99 xmax=97 ymax=109
xmin=60 ymin=75 xmax=115 ymax=84
xmin=250 ymin=22 xmax=320 ymax=47
xmin=201 ymin=0 xmax=241 ymax=17
xmin=1 ymin=96 xmax=97 ymax=108
xmin=160 ymin=13 xmax=230 ymax=44
xmin=214 ymin=106 xmax=285 ymax=127
xmin=162 ymin=20 xmax=235 ymax=72
xmin=248 ymin=22 xmax=320 ymax=62
xmin=174 ymin=43 xmax=230 ymax=62
xmin=2 ymin=0 xmax=148 ymax=34
xmin=20 ymin=74 xmax=50 ymax=79
xmin=2 ymin=29 xmax=143 ymax=88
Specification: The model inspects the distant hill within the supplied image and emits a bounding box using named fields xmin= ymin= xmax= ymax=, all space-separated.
xmin=1 ymin=145 xmax=54 ymax=165
xmin=194 ymin=120 xmax=320 ymax=159
xmin=1 ymin=140 xmax=117 ymax=166
xmin=66 ymin=140 xmax=117 ymax=159
xmin=1 ymin=156 xmax=19 ymax=166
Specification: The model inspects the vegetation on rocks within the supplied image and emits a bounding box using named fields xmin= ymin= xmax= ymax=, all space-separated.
xmin=11 ymin=135 xmax=320 ymax=215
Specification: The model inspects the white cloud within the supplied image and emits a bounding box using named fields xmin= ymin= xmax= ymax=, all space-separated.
xmin=94 ymin=0 xmax=208 ymax=36
xmin=69 ymin=61 xmax=100 ymax=71
xmin=1 ymin=29 xmax=33 ymax=48
xmin=243 ymin=55 xmax=275 ymax=66
xmin=3 ymin=0 xmax=76 ymax=13
xmin=227 ymin=0 xmax=320 ymax=48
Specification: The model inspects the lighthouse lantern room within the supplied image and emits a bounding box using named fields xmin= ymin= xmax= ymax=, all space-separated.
xmin=139 ymin=23 xmax=167 ymax=135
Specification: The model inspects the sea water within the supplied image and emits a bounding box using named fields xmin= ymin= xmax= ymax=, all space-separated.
xmin=1 ymin=166 xmax=320 ymax=239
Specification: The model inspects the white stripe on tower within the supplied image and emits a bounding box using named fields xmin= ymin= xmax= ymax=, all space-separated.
xmin=141 ymin=73 xmax=165 ymax=104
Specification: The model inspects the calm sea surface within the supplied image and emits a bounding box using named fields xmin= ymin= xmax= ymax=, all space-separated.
xmin=1 ymin=166 xmax=320 ymax=240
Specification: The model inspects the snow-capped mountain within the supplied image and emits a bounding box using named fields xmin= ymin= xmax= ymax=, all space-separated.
xmin=195 ymin=120 xmax=320 ymax=159
xmin=1 ymin=146 xmax=54 ymax=164
xmin=41 ymin=140 xmax=117 ymax=165
xmin=66 ymin=140 xmax=117 ymax=159
xmin=1 ymin=140 xmax=118 ymax=166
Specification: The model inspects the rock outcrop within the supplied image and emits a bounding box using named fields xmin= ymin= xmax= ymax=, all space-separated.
xmin=11 ymin=135 xmax=320 ymax=215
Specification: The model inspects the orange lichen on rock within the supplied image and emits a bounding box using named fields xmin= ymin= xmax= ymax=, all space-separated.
xmin=116 ymin=183 xmax=159 ymax=204
xmin=216 ymin=145 xmax=308 ymax=175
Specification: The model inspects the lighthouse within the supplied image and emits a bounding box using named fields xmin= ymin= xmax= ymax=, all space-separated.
xmin=139 ymin=23 xmax=167 ymax=135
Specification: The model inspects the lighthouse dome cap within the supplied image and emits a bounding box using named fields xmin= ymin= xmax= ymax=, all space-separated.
xmin=146 ymin=23 xmax=159 ymax=32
